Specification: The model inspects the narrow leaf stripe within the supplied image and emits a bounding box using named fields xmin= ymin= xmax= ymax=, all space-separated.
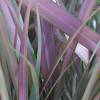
xmin=36 ymin=7 xmax=42 ymax=76
xmin=19 ymin=1 xmax=31 ymax=100
xmin=0 ymin=64 xmax=9 ymax=100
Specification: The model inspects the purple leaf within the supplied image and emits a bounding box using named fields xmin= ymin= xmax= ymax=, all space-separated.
xmin=19 ymin=1 xmax=31 ymax=100
xmin=22 ymin=0 xmax=100 ymax=56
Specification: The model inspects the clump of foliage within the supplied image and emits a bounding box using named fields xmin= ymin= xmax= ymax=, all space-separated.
xmin=0 ymin=0 xmax=100 ymax=100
